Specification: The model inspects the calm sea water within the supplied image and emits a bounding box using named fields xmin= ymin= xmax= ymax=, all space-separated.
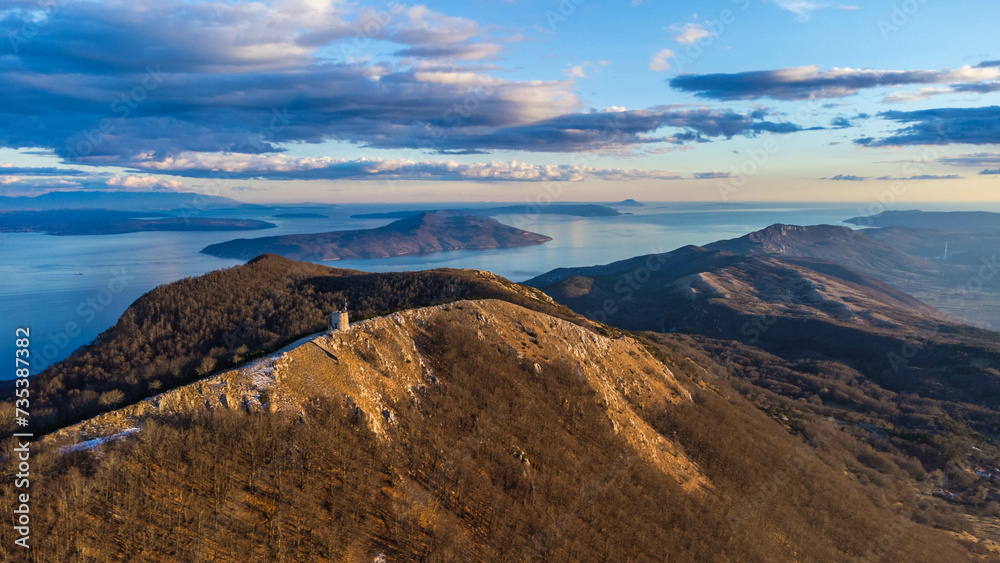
xmin=2 ymin=201 xmax=994 ymax=376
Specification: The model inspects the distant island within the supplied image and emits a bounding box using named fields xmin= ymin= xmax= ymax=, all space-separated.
xmin=0 ymin=209 xmax=276 ymax=235
xmin=613 ymin=199 xmax=644 ymax=207
xmin=202 ymin=211 xmax=552 ymax=261
xmin=272 ymin=213 xmax=329 ymax=218
xmin=351 ymin=203 xmax=621 ymax=219
xmin=0 ymin=190 xmax=253 ymax=211
xmin=845 ymin=210 xmax=1000 ymax=232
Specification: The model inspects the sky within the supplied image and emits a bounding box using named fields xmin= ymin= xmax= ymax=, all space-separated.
xmin=1 ymin=0 xmax=999 ymax=203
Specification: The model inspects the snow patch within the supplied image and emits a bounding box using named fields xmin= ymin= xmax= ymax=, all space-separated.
xmin=59 ymin=428 xmax=140 ymax=454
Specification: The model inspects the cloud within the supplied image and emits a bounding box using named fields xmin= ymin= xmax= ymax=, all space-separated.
xmin=692 ymin=171 xmax=733 ymax=179
xmin=855 ymin=106 xmax=1000 ymax=146
xmin=883 ymin=83 xmax=1000 ymax=103
xmin=669 ymin=23 xmax=711 ymax=45
xmin=0 ymin=0 xmax=814 ymax=170
xmin=837 ymin=5 xmax=861 ymax=10
xmin=824 ymin=174 xmax=867 ymax=181
xmin=105 ymin=175 xmax=185 ymax=190
xmin=771 ymin=1 xmax=831 ymax=19
xmin=117 ymin=153 xmax=690 ymax=182
xmin=874 ymin=174 xmax=963 ymax=180
xmin=563 ymin=61 xmax=606 ymax=79
xmin=669 ymin=64 xmax=1000 ymax=100
xmin=394 ymin=43 xmax=503 ymax=61
xmin=980 ymin=169 xmax=1000 ymax=175
xmin=650 ymin=49 xmax=675 ymax=72
xmin=823 ymin=173 xmax=962 ymax=181
xmin=882 ymin=87 xmax=953 ymax=104
xmin=938 ymin=152 xmax=1000 ymax=168
xmin=0 ymin=165 xmax=89 ymax=176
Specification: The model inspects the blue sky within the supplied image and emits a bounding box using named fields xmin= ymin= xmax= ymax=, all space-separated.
xmin=1 ymin=0 xmax=999 ymax=202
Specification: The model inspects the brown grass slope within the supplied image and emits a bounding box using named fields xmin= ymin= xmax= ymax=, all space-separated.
xmin=0 ymin=300 xmax=974 ymax=561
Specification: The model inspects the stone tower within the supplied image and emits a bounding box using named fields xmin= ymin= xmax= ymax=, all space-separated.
xmin=329 ymin=307 xmax=349 ymax=331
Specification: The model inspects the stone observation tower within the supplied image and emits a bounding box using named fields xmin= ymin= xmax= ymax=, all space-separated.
xmin=329 ymin=304 xmax=349 ymax=331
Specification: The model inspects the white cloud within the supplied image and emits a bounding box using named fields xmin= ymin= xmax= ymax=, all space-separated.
xmin=105 ymin=176 xmax=185 ymax=190
xmin=669 ymin=23 xmax=711 ymax=45
xmin=118 ymin=152 xmax=688 ymax=182
xmin=882 ymin=87 xmax=951 ymax=104
xmin=649 ymin=49 xmax=675 ymax=72
xmin=771 ymin=1 xmax=830 ymax=19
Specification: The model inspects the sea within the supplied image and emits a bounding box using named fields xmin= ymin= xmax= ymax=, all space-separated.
xmin=3 ymin=200 xmax=997 ymax=376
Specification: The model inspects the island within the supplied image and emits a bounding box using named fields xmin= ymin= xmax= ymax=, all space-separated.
xmin=0 ymin=209 xmax=276 ymax=235
xmin=272 ymin=213 xmax=329 ymax=218
xmin=0 ymin=190 xmax=253 ymax=211
xmin=613 ymin=199 xmax=645 ymax=207
xmin=351 ymin=203 xmax=621 ymax=219
xmin=844 ymin=210 xmax=1000 ymax=232
xmin=201 ymin=211 xmax=552 ymax=261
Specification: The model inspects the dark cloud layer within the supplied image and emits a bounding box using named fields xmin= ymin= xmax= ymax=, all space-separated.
xmin=669 ymin=64 xmax=999 ymax=101
xmin=855 ymin=106 xmax=1000 ymax=146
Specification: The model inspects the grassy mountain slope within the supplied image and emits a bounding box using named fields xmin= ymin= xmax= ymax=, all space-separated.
xmin=1 ymin=300 xmax=974 ymax=561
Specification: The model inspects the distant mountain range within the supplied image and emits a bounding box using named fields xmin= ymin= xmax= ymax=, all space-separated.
xmin=202 ymin=211 xmax=552 ymax=260
xmin=0 ymin=190 xmax=253 ymax=211
xmin=0 ymin=209 xmax=275 ymax=235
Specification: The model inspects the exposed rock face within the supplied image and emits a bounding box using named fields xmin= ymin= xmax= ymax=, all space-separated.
xmin=48 ymin=299 xmax=708 ymax=491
